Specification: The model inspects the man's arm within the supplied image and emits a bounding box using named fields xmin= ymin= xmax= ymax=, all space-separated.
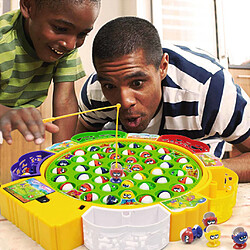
xmin=222 ymin=137 xmax=250 ymax=183
xmin=52 ymin=81 xmax=79 ymax=143
xmin=75 ymin=117 xmax=102 ymax=134
xmin=0 ymin=104 xmax=58 ymax=144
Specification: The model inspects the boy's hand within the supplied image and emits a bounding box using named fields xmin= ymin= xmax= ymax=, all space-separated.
xmin=0 ymin=107 xmax=59 ymax=144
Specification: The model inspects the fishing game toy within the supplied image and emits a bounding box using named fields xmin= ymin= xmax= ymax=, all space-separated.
xmin=0 ymin=105 xmax=239 ymax=250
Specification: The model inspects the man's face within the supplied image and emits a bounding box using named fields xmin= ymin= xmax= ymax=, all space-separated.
xmin=95 ymin=49 xmax=168 ymax=132
xmin=21 ymin=1 xmax=99 ymax=62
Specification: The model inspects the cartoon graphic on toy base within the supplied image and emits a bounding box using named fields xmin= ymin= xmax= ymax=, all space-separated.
xmin=232 ymin=227 xmax=248 ymax=249
xmin=203 ymin=212 xmax=218 ymax=232
xmin=205 ymin=225 xmax=221 ymax=247
xmin=0 ymin=132 xmax=239 ymax=250
xmin=180 ymin=225 xmax=203 ymax=243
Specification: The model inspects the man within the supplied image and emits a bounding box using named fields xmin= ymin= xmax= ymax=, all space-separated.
xmin=0 ymin=0 xmax=100 ymax=145
xmin=76 ymin=17 xmax=250 ymax=182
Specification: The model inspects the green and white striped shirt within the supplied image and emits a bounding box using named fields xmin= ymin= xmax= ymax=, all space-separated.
xmin=0 ymin=10 xmax=85 ymax=108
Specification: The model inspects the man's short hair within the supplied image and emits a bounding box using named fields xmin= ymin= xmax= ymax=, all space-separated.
xmin=92 ymin=16 xmax=163 ymax=69
xmin=34 ymin=0 xmax=100 ymax=10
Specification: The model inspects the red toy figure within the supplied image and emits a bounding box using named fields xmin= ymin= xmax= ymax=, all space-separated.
xmin=202 ymin=212 xmax=217 ymax=232
xmin=110 ymin=162 xmax=124 ymax=183
xmin=180 ymin=225 xmax=203 ymax=243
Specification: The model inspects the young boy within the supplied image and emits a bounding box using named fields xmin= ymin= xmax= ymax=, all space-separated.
xmin=0 ymin=0 xmax=100 ymax=145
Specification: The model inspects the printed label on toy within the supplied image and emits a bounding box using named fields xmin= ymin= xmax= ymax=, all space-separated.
xmin=4 ymin=178 xmax=54 ymax=203
xmin=196 ymin=153 xmax=223 ymax=167
xmin=161 ymin=192 xmax=206 ymax=211
xmin=127 ymin=133 xmax=159 ymax=140
xmin=45 ymin=140 xmax=78 ymax=153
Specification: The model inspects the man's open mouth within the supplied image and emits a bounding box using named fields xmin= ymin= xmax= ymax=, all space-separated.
xmin=126 ymin=117 xmax=142 ymax=128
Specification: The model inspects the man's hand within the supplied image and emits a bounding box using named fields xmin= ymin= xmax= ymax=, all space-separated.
xmin=0 ymin=106 xmax=59 ymax=144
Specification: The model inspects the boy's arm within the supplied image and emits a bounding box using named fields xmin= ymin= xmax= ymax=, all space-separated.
xmin=0 ymin=104 xmax=58 ymax=144
xmin=52 ymin=81 xmax=78 ymax=143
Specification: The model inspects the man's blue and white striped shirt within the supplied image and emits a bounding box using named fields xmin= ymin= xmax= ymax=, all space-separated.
xmin=79 ymin=44 xmax=250 ymax=158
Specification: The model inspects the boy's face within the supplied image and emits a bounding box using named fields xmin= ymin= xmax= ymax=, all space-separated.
xmin=95 ymin=49 xmax=168 ymax=133
xmin=21 ymin=1 xmax=99 ymax=62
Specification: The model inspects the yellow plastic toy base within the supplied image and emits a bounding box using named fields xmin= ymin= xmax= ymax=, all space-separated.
xmin=0 ymin=138 xmax=238 ymax=250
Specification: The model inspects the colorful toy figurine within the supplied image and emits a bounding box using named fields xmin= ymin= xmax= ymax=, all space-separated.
xmin=110 ymin=162 xmax=124 ymax=183
xmin=130 ymin=164 xmax=143 ymax=171
xmin=121 ymin=179 xmax=134 ymax=188
xmin=103 ymin=195 xmax=119 ymax=205
xmin=180 ymin=225 xmax=203 ymax=243
xmin=79 ymin=183 xmax=93 ymax=192
xmin=232 ymin=227 xmax=248 ymax=249
xmin=204 ymin=225 xmax=221 ymax=247
xmin=202 ymin=212 xmax=217 ymax=231
xmin=120 ymin=190 xmax=136 ymax=205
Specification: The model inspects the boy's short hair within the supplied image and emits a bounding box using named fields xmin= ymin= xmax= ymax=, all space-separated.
xmin=92 ymin=16 xmax=163 ymax=69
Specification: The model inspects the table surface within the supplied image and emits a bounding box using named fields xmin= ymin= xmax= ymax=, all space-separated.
xmin=0 ymin=183 xmax=249 ymax=250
